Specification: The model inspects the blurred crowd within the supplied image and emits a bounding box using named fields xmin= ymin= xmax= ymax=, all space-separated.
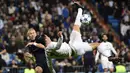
xmin=0 ymin=0 xmax=130 ymax=72
xmin=92 ymin=0 xmax=130 ymax=59
xmin=92 ymin=0 xmax=130 ymax=45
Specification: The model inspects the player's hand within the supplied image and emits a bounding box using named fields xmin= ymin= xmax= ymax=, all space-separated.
xmin=115 ymin=55 xmax=119 ymax=59
xmin=57 ymin=31 xmax=62 ymax=37
xmin=26 ymin=42 xmax=35 ymax=47
xmin=45 ymin=35 xmax=52 ymax=46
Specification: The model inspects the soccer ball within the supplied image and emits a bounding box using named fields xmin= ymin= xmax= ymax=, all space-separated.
xmin=80 ymin=13 xmax=92 ymax=25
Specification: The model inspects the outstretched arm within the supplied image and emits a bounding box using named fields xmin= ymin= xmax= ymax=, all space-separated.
xmin=55 ymin=31 xmax=63 ymax=50
xmin=110 ymin=43 xmax=118 ymax=56
xmin=45 ymin=32 xmax=63 ymax=50
xmin=26 ymin=42 xmax=45 ymax=49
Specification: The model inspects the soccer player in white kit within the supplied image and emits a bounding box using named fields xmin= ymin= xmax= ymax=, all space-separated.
xmin=44 ymin=7 xmax=99 ymax=73
xmin=95 ymin=33 xmax=118 ymax=73
xmin=25 ymin=3 xmax=99 ymax=73
xmin=42 ymin=7 xmax=99 ymax=73
xmin=45 ymin=8 xmax=99 ymax=58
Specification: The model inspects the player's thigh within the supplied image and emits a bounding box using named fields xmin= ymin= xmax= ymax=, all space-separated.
xmin=82 ymin=42 xmax=92 ymax=51
xmin=108 ymin=61 xmax=114 ymax=69
xmin=101 ymin=60 xmax=109 ymax=69
xmin=69 ymin=30 xmax=82 ymax=43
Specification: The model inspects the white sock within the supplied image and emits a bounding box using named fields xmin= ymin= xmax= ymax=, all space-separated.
xmin=74 ymin=8 xmax=83 ymax=27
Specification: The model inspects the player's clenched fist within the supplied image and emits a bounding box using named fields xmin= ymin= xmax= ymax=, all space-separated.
xmin=57 ymin=31 xmax=62 ymax=37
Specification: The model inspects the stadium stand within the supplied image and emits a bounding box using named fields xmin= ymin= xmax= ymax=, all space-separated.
xmin=0 ymin=0 xmax=130 ymax=73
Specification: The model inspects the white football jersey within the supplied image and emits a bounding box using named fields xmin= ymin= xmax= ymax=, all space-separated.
xmin=46 ymin=42 xmax=72 ymax=58
xmin=97 ymin=42 xmax=117 ymax=57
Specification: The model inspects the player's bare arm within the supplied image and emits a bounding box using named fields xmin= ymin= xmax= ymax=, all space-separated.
xmin=26 ymin=42 xmax=45 ymax=49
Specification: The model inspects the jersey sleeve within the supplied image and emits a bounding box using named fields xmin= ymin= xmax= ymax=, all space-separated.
xmin=46 ymin=35 xmax=63 ymax=51
xmin=110 ymin=43 xmax=117 ymax=56
xmin=45 ymin=42 xmax=57 ymax=51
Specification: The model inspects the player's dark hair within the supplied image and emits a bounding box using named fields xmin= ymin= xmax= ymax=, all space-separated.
xmin=99 ymin=33 xmax=107 ymax=42
xmin=35 ymin=34 xmax=46 ymax=46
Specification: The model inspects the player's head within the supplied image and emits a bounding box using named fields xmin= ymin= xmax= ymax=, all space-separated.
xmin=99 ymin=33 xmax=108 ymax=42
xmin=27 ymin=28 xmax=37 ymax=40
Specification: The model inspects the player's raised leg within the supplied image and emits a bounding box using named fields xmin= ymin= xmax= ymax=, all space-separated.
xmin=70 ymin=2 xmax=99 ymax=52
xmin=73 ymin=8 xmax=82 ymax=32
xmin=69 ymin=8 xmax=83 ymax=45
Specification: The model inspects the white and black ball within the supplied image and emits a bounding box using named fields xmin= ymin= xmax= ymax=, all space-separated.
xmin=80 ymin=13 xmax=92 ymax=25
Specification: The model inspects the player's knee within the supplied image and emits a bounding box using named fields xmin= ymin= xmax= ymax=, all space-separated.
xmin=35 ymin=66 xmax=43 ymax=73
xmin=73 ymin=25 xmax=80 ymax=31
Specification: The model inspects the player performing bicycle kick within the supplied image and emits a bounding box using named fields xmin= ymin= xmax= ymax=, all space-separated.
xmin=45 ymin=8 xmax=99 ymax=58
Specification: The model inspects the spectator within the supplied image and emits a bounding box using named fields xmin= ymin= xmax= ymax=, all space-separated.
xmin=126 ymin=30 xmax=130 ymax=43
xmin=123 ymin=11 xmax=129 ymax=23
xmin=124 ymin=51 xmax=130 ymax=62
xmin=0 ymin=40 xmax=7 ymax=56
xmin=120 ymin=42 xmax=129 ymax=57
xmin=6 ymin=35 xmax=18 ymax=53
xmin=115 ymin=59 xmax=126 ymax=73
xmin=24 ymin=61 xmax=35 ymax=73
xmin=120 ymin=20 xmax=130 ymax=37
xmin=0 ymin=17 xmax=4 ymax=35
xmin=107 ymin=30 xmax=114 ymax=42
xmin=8 ymin=3 xmax=16 ymax=15
xmin=0 ymin=55 xmax=6 ymax=72
xmin=62 ymin=4 xmax=69 ymax=19
xmin=57 ymin=3 xmax=63 ymax=17
xmin=108 ymin=0 xmax=114 ymax=8
xmin=8 ymin=60 xmax=18 ymax=68
xmin=1 ymin=52 xmax=10 ymax=65
xmin=63 ymin=16 xmax=70 ymax=29
xmin=113 ymin=2 xmax=122 ymax=19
